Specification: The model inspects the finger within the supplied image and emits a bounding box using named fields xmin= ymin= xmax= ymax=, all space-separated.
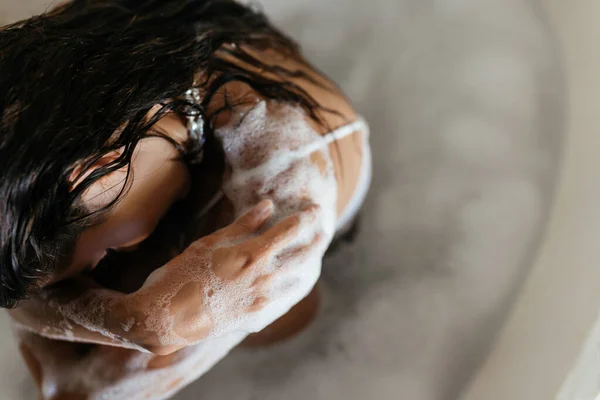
xmin=246 ymin=297 xmax=268 ymax=312
xmin=275 ymin=233 xmax=326 ymax=267
xmin=207 ymin=200 xmax=273 ymax=244
xmin=210 ymin=247 xmax=251 ymax=280
xmin=247 ymin=204 xmax=320 ymax=259
xmin=233 ymin=200 xmax=274 ymax=232
xmin=252 ymin=273 xmax=274 ymax=288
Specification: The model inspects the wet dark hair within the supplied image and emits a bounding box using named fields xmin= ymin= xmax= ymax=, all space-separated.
xmin=0 ymin=0 xmax=331 ymax=308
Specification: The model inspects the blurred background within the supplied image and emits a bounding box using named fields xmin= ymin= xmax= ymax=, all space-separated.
xmin=0 ymin=0 xmax=594 ymax=399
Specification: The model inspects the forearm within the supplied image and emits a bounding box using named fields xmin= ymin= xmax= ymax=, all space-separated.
xmin=9 ymin=201 xmax=292 ymax=356
xmin=16 ymin=327 xmax=175 ymax=400
xmin=9 ymin=278 xmax=148 ymax=351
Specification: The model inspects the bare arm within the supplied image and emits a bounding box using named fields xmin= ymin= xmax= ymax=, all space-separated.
xmin=9 ymin=277 xmax=147 ymax=351
xmin=10 ymin=201 xmax=318 ymax=355
xmin=197 ymin=49 xmax=366 ymax=332
xmin=208 ymin=46 xmax=363 ymax=219
xmin=15 ymin=327 xmax=180 ymax=400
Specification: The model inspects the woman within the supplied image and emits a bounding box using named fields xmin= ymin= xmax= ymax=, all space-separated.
xmin=0 ymin=0 xmax=371 ymax=398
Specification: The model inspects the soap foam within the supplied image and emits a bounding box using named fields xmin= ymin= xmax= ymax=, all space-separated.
xmin=207 ymin=101 xmax=337 ymax=335
xmin=46 ymin=293 xmax=145 ymax=352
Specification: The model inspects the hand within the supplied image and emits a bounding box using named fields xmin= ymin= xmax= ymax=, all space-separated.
xmin=130 ymin=199 xmax=324 ymax=354
xmin=199 ymin=199 xmax=325 ymax=338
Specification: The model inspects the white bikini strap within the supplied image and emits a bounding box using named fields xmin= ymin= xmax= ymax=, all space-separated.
xmin=200 ymin=116 xmax=370 ymax=219
xmin=322 ymin=117 xmax=370 ymax=145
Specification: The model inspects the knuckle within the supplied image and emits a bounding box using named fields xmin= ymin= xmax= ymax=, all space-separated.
xmin=252 ymin=274 xmax=272 ymax=288
xmin=242 ymin=255 xmax=256 ymax=269
xmin=284 ymin=215 xmax=301 ymax=230
xmin=247 ymin=297 xmax=268 ymax=312
xmin=314 ymin=233 xmax=325 ymax=245
xmin=236 ymin=217 xmax=253 ymax=231
xmin=306 ymin=204 xmax=320 ymax=213
xmin=235 ymin=248 xmax=257 ymax=268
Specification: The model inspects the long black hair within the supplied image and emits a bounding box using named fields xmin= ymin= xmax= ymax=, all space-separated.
xmin=0 ymin=0 xmax=329 ymax=308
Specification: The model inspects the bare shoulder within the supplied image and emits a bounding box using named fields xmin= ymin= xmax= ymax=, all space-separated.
xmin=205 ymin=46 xmax=368 ymax=220
xmin=206 ymin=46 xmax=358 ymax=133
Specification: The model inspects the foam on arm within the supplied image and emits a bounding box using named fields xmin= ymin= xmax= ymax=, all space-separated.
xmin=9 ymin=278 xmax=149 ymax=352
xmin=214 ymin=101 xmax=338 ymax=333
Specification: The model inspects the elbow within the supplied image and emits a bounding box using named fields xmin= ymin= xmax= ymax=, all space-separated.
xmin=141 ymin=342 xmax=185 ymax=356
xmin=128 ymin=324 xmax=187 ymax=356
xmin=125 ymin=325 xmax=186 ymax=356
